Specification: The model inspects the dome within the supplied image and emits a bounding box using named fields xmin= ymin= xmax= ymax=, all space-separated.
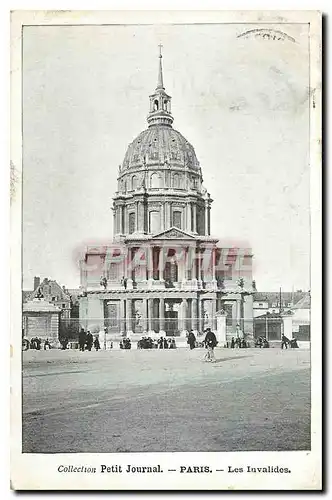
xmin=121 ymin=125 xmax=200 ymax=172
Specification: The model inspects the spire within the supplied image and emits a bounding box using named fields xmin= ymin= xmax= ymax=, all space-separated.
xmin=156 ymin=43 xmax=164 ymax=90
xmin=147 ymin=45 xmax=173 ymax=127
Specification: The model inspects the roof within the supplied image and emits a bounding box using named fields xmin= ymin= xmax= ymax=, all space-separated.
xmin=292 ymin=292 xmax=311 ymax=310
xmin=30 ymin=278 xmax=71 ymax=301
xmin=23 ymin=298 xmax=62 ymax=313
xmin=253 ymin=291 xmax=307 ymax=306
xmin=254 ymin=312 xmax=283 ymax=320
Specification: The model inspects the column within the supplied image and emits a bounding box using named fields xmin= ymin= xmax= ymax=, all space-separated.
xmin=137 ymin=201 xmax=144 ymax=232
xmin=136 ymin=201 xmax=139 ymax=232
xmin=113 ymin=210 xmax=116 ymax=237
xmin=159 ymin=247 xmax=165 ymax=282
xmin=123 ymin=207 xmax=128 ymax=234
xmin=208 ymin=206 xmax=211 ymax=235
xmin=181 ymin=298 xmax=188 ymax=333
xmin=148 ymin=298 xmax=154 ymax=333
xmin=211 ymin=299 xmax=217 ymax=331
xmin=191 ymin=298 xmax=198 ymax=334
xmin=159 ymin=297 xmax=165 ymax=334
xmin=198 ymin=298 xmax=204 ymax=332
xmin=126 ymin=298 xmax=133 ymax=335
xmin=193 ymin=204 xmax=197 ymax=233
xmin=161 ymin=203 xmax=165 ymax=231
xmin=142 ymin=298 xmax=148 ymax=333
xmin=216 ymin=312 xmax=227 ymax=347
xmin=186 ymin=203 xmax=191 ymax=232
xmin=211 ymin=247 xmax=217 ymax=289
xmin=204 ymin=203 xmax=209 ymax=235
xmin=197 ymin=248 xmax=202 ymax=286
xmin=165 ymin=202 xmax=171 ymax=228
xmin=147 ymin=246 xmax=154 ymax=282
xmin=120 ymin=299 xmax=126 ymax=335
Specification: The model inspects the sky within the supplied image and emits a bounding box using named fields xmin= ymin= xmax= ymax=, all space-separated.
xmin=22 ymin=22 xmax=310 ymax=291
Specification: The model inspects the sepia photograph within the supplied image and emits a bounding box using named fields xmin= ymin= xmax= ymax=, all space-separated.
xmin=10 ymin=10 xmax=322 ymax=490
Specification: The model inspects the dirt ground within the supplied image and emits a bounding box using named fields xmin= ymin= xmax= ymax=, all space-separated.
xmin=22 ymin=347 xmax=311 ymax=453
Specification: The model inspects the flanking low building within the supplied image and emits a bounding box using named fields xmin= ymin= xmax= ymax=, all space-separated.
xmin=79 ymin=50 xmax=255 ymax=347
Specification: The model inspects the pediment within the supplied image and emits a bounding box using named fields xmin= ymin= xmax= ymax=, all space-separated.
xmin=152 ymin=227 xmax=196 ymax=240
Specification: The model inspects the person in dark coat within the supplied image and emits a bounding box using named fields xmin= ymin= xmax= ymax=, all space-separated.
xmin=187 ymin=330 xmax=196 ymax=350
xmin=230 ymin=337 xmax=235 ymax=349
xmin=203 ymin=328 xmax=218 ymax=362
xmin=163 ymin=337 xmax=168 ymax=349
xmin=281 ymin=334 xmax=289 ymax=349
xmin=86 ymin=331 xmax=93 ymax=351
xmin=290 ymin=338 xmax=299 ymax=348
xmin=94 ymin=336 xmax=101 ymax=351
xmin=79 ymin=328 xmax=86 ymax=351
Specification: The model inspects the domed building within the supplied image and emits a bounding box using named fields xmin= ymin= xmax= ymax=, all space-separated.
xmin=79 ymin=49 xmax=254 ymax=346
xmin=113 ymin=51 xmax=210 ymax=238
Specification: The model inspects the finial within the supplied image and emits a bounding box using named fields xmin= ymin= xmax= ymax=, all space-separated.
xmin=158 ymin=43 xmax=163 ymax=58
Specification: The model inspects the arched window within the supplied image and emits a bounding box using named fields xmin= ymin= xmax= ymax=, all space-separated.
xmin=154 ymin=100 xmax=159 ymax=111
xmin=150 ymin=172 xmax=161 ymax=188
xmin=131 ymin=175 xmax=138 ymax=190
xmin=163 ymin=100 xmax=168 ymax=111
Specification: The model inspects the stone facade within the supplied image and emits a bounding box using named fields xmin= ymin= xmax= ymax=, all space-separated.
xmin=79 ymin=50 xmax=255 ymax=346
xmin=27 ymin=277 xmax=72 ymax=319
xmin=23 ymin=298 xmax=61 ymax=346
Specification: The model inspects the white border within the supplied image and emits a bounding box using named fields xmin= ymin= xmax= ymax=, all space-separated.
xmin=10 ymin=9 xmax=322 ymax=491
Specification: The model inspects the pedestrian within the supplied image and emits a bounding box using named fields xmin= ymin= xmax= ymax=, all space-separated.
xmin=203 ymin=328 xmax=218 ymax=362
xmin=171 ymin=339 xmax=176 ymax=349
xmin=44 ymin=339 xmax=50 ymax=350
xmin=94 ymin=336 xmax=100 ymax=351
xmin=163 ymin=337 xmax=168 ymax=349
xmin=290 ymin=338 xmax=299 ymax=348
xmin=230 ymin=337 xmax=235 ymax=349
xmin=187 ymin=330 xmax=196 ymax=350
xmin=281 ymin=334 xmax=289 ymax=349
xmin=79 ymin=328 xmax=86 ymax=351
xmin=86 ymin=331 xmax=93 ymax=351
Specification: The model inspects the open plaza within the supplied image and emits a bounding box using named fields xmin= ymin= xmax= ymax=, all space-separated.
xmin=22 ymin=347 xmax=310 ymax=454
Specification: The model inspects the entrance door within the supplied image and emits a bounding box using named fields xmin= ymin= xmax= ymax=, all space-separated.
xmin=165 ymin=310 xmax=178 ymax=336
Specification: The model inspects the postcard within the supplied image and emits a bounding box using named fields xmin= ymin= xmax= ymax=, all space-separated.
xmin=10 ymin=9 xmax=322 ymax=490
